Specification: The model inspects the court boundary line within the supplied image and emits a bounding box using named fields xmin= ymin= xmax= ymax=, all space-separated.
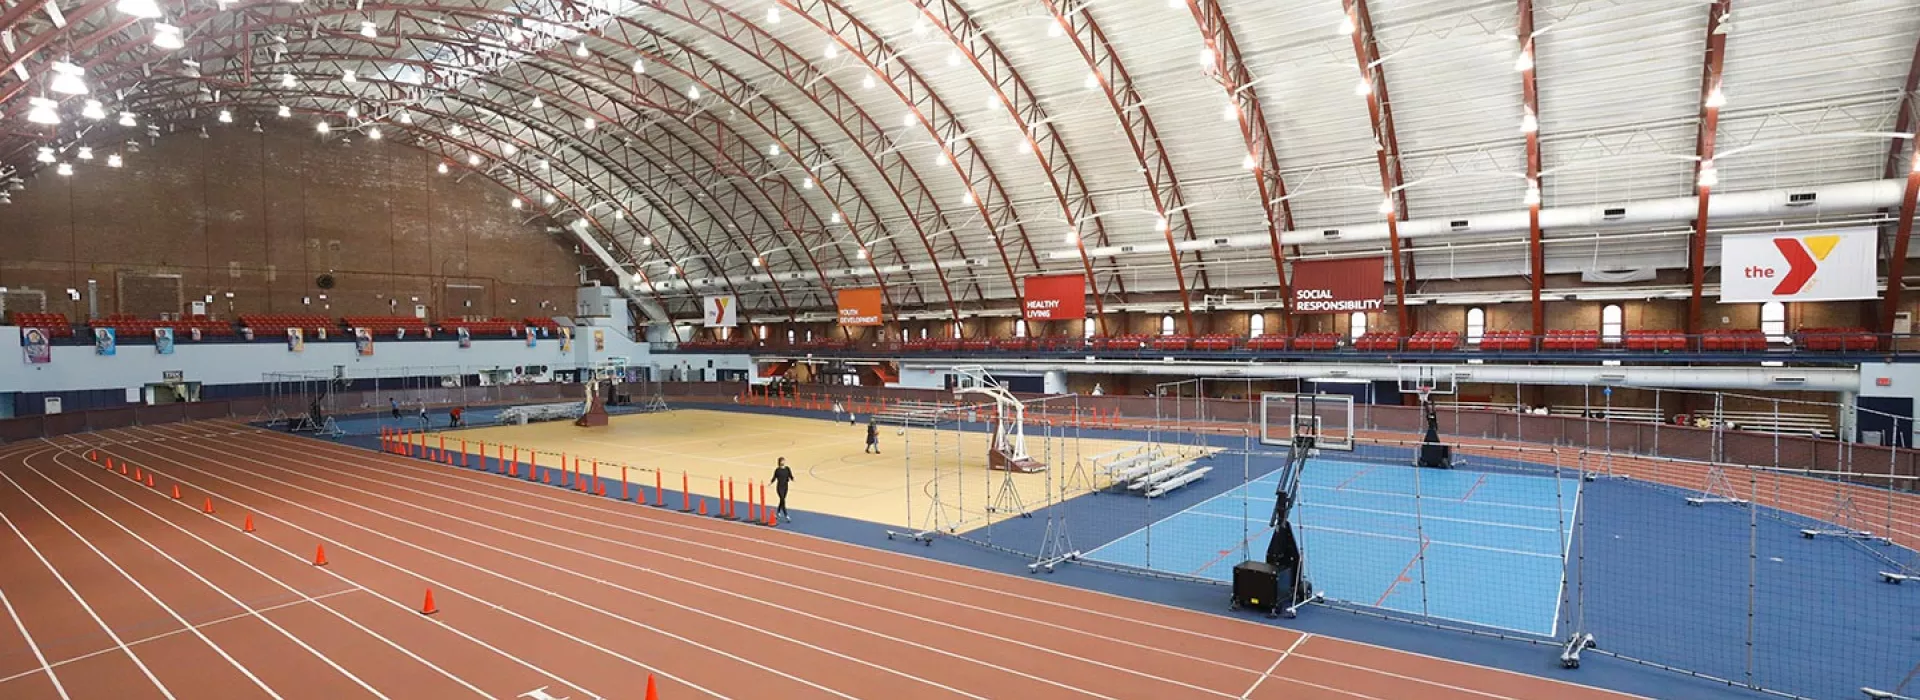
xmin=1239 ymin=632 xmax=1310 ymax=699
xmin=142 ymin=425 xmax=1230 ymax=699
xmin=0 ymin=581 xmax=69 ymax=698
xmin=19 ymin=451 xmax=387 ymax=699
xmin=1226 ymin=493 xmax=1566 ymax=533
xmin=206 ymin=420 xmax=1643 ymax=699
xmin=37 ymin=449 xmax=493 ymax=698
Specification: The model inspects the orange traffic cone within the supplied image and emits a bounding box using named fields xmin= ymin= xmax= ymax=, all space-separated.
xmin=645 ymin=675 xmax=658 ymax=700
xmin=119 ymin=461 xmax=128 ymax=476
xmin=420 ymin=589 xmax=438 ymax=615
xmin=243 ymin=514 xmax=256 ymax=533
xmin=313 ymin=544 xmax=329 ymax=566
xmin=104 ymin=457 xmax=113 ymax=470
xmin=88 ymin=449 xmax=96 ymax=462
xmin=202 ymin=497 xmax=216 ymax=514
xmin=698 ymin=498 xmax=707 ymax=516
xmin=171 ymin=484 xmax=181 ymax=499
xmin=133 ymin=467 xmax=143 ymax=482
xmin=145 ymin=474 xmax=155 ymax=488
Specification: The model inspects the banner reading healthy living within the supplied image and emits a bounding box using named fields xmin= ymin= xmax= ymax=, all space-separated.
xmin=1290 ymin=258 xmax=1385 ymax=314
xmin=837 ymin=288 xmax=885 ymax=326
xmin=1022 ymin=274 xmax=1087 ymax=321
xmin=1719 ymin=228 xmax=1878 ymax=303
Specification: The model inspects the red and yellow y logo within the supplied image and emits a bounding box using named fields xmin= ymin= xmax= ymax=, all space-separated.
xmin=709 ymin=296 xmax=730 ymax=324
xmin=1769 ymin=234 xmax=1839 ymax=295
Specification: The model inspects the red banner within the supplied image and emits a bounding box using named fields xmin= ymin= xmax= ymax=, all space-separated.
xmin=1290 ymin=258 xmax=1384 ymax=314
xmin=836 ymin=288 xmax=885 ymax=326
xmin=1022 ymin=274 xmax=1087 ymax=321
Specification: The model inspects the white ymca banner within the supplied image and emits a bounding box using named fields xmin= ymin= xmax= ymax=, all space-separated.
xmin=702 ymin=295 xmax=737 ymax=328
xmin=1719 ymin=228 xmax=1878 ymax=303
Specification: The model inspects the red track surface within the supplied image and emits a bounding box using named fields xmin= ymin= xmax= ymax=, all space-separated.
xmin=0 ymin=421 xmax=1638 ymax=699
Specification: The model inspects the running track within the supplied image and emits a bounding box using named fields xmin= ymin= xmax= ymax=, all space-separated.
xmin=0 ymin=421 xmax=1636 ymax=699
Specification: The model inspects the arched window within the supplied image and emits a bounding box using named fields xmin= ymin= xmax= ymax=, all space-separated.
xmin=951 ymin=321 xmax=963 ymax=339
xmin=719 ymin=326 xmax=732 ymax=341
xmin=919 ymin=326 xmax=929 ymax=340
xmin=1249 ymin=313 xmax=1266 ymax=338
xmin=1161 ymin=315 xmax=1176 ymax=336
xmin=786 ymin=329 xmax=796 ymax=345
xmin=1601 ymin=304 xmax=1624 ymax=343
xmin=1465 ymin=307 xmax=1486 ymax=345
xmin=1083 ymin=319 xmax=1096 ymax=339
xmin=756 ymin=325 xmax=768 ymax=340
xmin=805 ymin=329 xmax=814 ymax=342
xmin=1015 ymin=319 xmax=1028 ymax=338
xmin=1349 ymin=312 xmax=1368 ymax=340
xmin=1761 ymin=301 xmax=1787 ymax=342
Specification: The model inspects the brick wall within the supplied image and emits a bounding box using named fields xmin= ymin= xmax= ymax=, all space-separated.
xmin=0 ymin=126 xmax=581 ymax=321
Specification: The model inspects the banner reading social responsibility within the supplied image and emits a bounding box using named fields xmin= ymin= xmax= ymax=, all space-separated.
xmin=703 ymin=295 xmax=738 ymax=328
xmin=1022 ymin=274 xmax=1087 ymax=322
xmin=837 ymin=288 xmax=885 ymax=326
xmin=1290 ymin=258 xmax=1385 ymax=314
xmin=1719 ymin=228 xmax=1878 ymax=303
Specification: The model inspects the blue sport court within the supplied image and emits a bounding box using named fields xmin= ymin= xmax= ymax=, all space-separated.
xmin=1084 ymin=458 xmax=1581 ymax=637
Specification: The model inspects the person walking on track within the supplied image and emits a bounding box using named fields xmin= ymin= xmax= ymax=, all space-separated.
xmin=865 ymin=420 xmax=880 ymax=454
xmin=770 ymin=457 xmax=796 ymax=522
xmin=390 ymin=397 xmax=401 ymax=420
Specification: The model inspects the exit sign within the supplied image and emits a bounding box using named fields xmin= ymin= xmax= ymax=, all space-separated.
xmin=1877 ymin=377 xmax=1893 ymax=387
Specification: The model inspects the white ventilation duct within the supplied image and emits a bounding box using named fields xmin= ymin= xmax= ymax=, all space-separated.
xmin=902 ymin=360 xmax=1857 ymax=393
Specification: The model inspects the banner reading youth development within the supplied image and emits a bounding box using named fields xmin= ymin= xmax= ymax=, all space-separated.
xmin=1290 ymin=258 xmax=1384 ymax=314
xmin=1022 ymin=274 xmax=1086 ymax=321
xmin=837 ymin=288 xmax=884 ymax=326
xmin=1719 ymin=228 xmax=1877 ymax=303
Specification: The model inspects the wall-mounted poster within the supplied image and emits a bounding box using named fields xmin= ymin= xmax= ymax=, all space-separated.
xmin=20 ymin=327 xmax=51 ymax=365
xmin=457 ymin=327 xmax=472 ymax=349
xmin=525 ymin=328 xmax=538 ymax=347
xmin=593 ymin=329 xmax=605 ymax=351
xmin=559 ymin=327 xmax=573 ymax=353
xmin=154 ymin=328 xmax=175 ymax=355
xmin=354 ymin=328 xmax=375 ymax=356
xmin=189 ymin=327 xmax=203 ymax=341
xmin=286 ymin=327 xmax=305 ymax=353
xmin=94 ymin=327 xmax=117 ymax=356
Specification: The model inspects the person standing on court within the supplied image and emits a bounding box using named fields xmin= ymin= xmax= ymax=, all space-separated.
xmin=769 ymin=457 xmax=796 ymax=522
xmin=390 ymin=397 xmax=401 ymax=419
xmin=865 ymin=420 xmax=880 ymax=454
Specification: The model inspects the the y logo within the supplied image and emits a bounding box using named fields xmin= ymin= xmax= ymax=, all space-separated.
xmin=1769 ymin=234 xmax=1839 ymax=295
xmin=710 ymin=296 xmax=730 ymax=324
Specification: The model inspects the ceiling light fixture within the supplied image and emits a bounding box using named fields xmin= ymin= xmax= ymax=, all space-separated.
xmin=1514 ymin=49 xmax=1533 ymax=72
xmin=856 ymin=247 xmax=868 ymax=260
xmin=802 ymin=177 xmax=814 ymax=189
xmin=824 ymin=43 xmax=839 ymax=59
xmin=316 ymin=121 xmax=330 ymax=133
xmin=1241 ymin=153 xmax=1257 ymax=170
xmin=1064 ymin=229 xmax=1078 ymax=245
xmin=345 ymin=105 xmax=359 ymax=119
xmin=152 ymin=23 xmax=185 ymax=50
xmin=962 ymin=191 xmax=975 ymax=205
xmin=217 ymin=109 xmax=233 ymax=123
xmin=504 ymin=143 xmax=519 ymax=156
xmin=398 ymin=111 xmax=412 ymax=124
xmin=862 ymin=75 xmax=876 ymax=90
xmin=277 ymin=105 xmax=291 ymax=117
xmin=280 ymin=72 xmax=296 ymax=88
xmin=1222 ymin=103 xmax=1237 ymax=122
xmin=767 ymin=143 xmax=780 ymax=156
xmin=1697 ymin=161 xmax=1718 ymax=187
xmin=574 ymin=42 xmax=588 ymax=57
xmin=582 ymin=116 xmax=595 ymax=130
xmin=633 ymin=59 xmax=645 ymax=73
xmin=1339 ymin=14 xmax=1356 ymax=35
xmin=1155 ymin=215 xmax=1168 ymax=232
xmin=766 ymin=6 xmax=781 ymax=23
xmin=107 ymin=153 xmax=124 ymax=168
xmin=1378 ymin=195 xmax=1396 ymax=215
xmin=49 ymin=61 xmax=88 ymax=95
xmin=81 ymin=99 xmax=106 ymax=120
xmin=543 ymin=193 xmax=556 ymax=205
xmin=368 ymin=126 xmax=382 ymax=140
xmin=1048 ymin=18 xmax=1065 ymax=38
xmin=342 ymin=69 xmax=357 ymax=83
xmin=27 ymin=97 xmax=59 ymax=125
xmin=1354 ymin=78 xmax=1373 ymax=96
xmin=1520 ymin=109 xmax=1538 ymax=133
xmin=468 ymin=154 xmax=481 ymax=166
xmin=687 ymin=85 xmax=700 ymax=100
xmin=830 ymin=211 xmax=842 ymax=223
xmin=531 ymin=96 xmax=543 ymax=109
xmin=119 ymin=111 xmax=137 ymax=126
xmin=360 ymin=20 xmax=377 ymax=38
xmin=437 ymin=162 xmax=448 ymax=174
xmin=511 ymin=197 xmax=523 ymax=209
xmin=37 ymin=147 xmax=56 ymax=163
xmin=116 ymin=0 xmax=163 ymax=18
xmin=1704 ymin=86 xmax=1726 ymax=109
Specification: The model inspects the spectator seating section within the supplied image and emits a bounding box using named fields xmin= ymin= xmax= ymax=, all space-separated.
xmin=1192 ymin=334 xmax=1238 ymax=351
xmin=8 ymin=312 xmax=75 ymax=337
xmin=1292 ymin=333 xmax=1341 ymax=351
xmin=438 ymin=318 xmax=520 ymax=337
xmin=1353 ymin=332 xmax=1400 ymax=351
xmin=342 ymin=316 xmax=432 ymax=336
xmin=240 ymin=314 xmax=334 ymax=337
xmin=1540 ymin=329 xmax=1603 ymax=351
xmin=1702 ymin=329 xmax=1767 ymax=352
xmin=523 ymin=317 xmax=561 ymax=332
xmin=1478 ymin=330 xmax=1533 ymax=351
xmin=1405 ymin=331 xmax=1460 ymax=351
xmin=1623 ymin=330 xmax=1685 ymax=351
xmin=89 ymin=314 xmax=234 ymax=338
xmin=1150 ymin=334 xmax=1192 ymax=351
xmin=1246 ymin=335 xmax=1289 ymax=351
xmin=1799 ymin=327 xmax=1875 ymax=351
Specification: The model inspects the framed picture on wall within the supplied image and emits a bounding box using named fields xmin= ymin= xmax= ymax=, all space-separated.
xmin=354 ymin=328 xmax=375 ymax=356
xmin=155 ymin=328 xmax=175 ymax=355
xmin=457 ymin=327 xmax=472 ymax=349
xmin=20 ymin=327 xmax=51 ymax=365
xmin=94 ymin=328 xmax=116 ymax=356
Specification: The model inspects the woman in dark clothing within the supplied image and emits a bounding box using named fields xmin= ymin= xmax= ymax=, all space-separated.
xmin=865 ymin=420 xmax=880 ymax=454
xmin=769 ymin=457 xmax=795 ymax=522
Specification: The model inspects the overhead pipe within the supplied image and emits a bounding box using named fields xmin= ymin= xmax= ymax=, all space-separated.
xmin=903 ymin=359 xmax=1857 ymax=393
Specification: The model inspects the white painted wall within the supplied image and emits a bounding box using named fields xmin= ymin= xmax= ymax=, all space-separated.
xmin=890 ymin=367 xmax=949 ymax=390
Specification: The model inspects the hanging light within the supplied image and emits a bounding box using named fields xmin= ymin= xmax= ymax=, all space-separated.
xmin=360 ymin=21 xmax=377 ymax=38
xmin=1084 ymin=72 xmax=1099 ymax=90
xmin=511 ymin=197 xmax=523 ymax=209
xmin=342 ymin=69 xmax=357 ymax=84
xmin=1514 ymin=48 xmax=1534 ymax=72
xmin=107 ymin=153 xmax=124 ymax=168
xmin=1199 ymin=47 xmax=1215 ymax=66
xmin=531 ymin=96 xmax=544 ymax=109
xmin=802 ymin=177 xmax=814 ymax=189
xmin=1241 ymin=153 xmax=1257 ymax=170
xmin=824 ymin=43 xmax=838 ymax=59
xmin=37 ymin=147 xmax=56 ymax=163
xmin=315 ymin=121 xmax=331 ymax=133
xmin=582 ymin=116 xmax=595 ymax=130
xmin=277 ymin=105 xmax=291 ymax=117
xmin=1338 ymin=14 xmax=1356 ymax=35
xmin=218 ymin=109 xmax=233 ymax=123
xmin=451 ymin=124 xmax=465 ymax=135
xmin=1048 ymin=18 xmax=1065 ymax=38
xmin=468 ymin=153 xmax=482 ymax=166
xmin=280 ymin=72 xmax=296 ymax=88
xmin=74 ymin=147 xmax=93 ymax=161
xmin=345 ymin=105 xmax=359 ymax=119
xmin=152 ymin=23 xmax=185 ymax=50
xmin=543 ymin=193 xmax=556 ymax=205
xmin=368 ymin=126 xmax=382 ymax=140
xmin=27 ymin=97 xmax=59 ymax=125
xmin=1697 ymin=160 xmax=1718 ymax=187
xmin=119 ymin=111 xmax=137 ymax=126
xmin=1524 ymin=178 xmax=1541 ymax=206
xmin=57 ymin=162 xmax=73 ymax=176
xmin=766 ymin=5 xmax=781 ymax=23
xmin=1064 ymin=228 xmax=1078 ymax=245
xmin=1378 ymin=195 xmax=1396 ymax=215
xmin=1354 ymin=77 xmax=1373 ymax=96
xmin=934 ymin=152 xmax=950 ymax=166
xmin=856 ymin=247 xmax=868 ymax=260
xmin=398 ymin=111 xmax=412 ymax=124
xmin=503 ymin=143 xmax=519 ymax=156
xmin=437 ymin=162 xmax=449 ymax=174
xmin=1155 ymin=215 xmax=1169 ymax=232
xmin=633 ymin=59 xmax=645 ymax=74
xmin=902 ymin=112 xmax=916 ymax=128
xmin=751 ymin=256 xmax=763 ymax=268
xmin=614 ymin=209 xmax=625 ymax=220
xmin=1704 ymin=85 xmax=1726 ymax=109
xmin=574 ymin=42 xmax=589 ymax=57
xmin=538 ymin=159 xmax=549 ymax=170
xmin=116 ymin=0 xmax=163 ymax=18
xmin=1017 ymin=138 xmax=1033 ymax=155
xmin=1519 ymin=109 xmax=1538 ymax=134
xmin=50 ymin=62 xmax=89 ymax=95
xmin=985 ymin=93 xmax=1001 ymax=110
xmin=81 ymin=99 xmax=107 ymax=120
xmin=862 ymin=74 xmax=876 ymax=90
xmin=687 ymin=85 xmax=700 ymax=100
xmin=962 ymin=191 xmax=975 ymax=205
xmin=830 ymin=211 xmax=842 ymax=223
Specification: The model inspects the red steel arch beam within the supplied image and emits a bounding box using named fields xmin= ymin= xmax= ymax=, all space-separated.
xmin=909 ymin=0 xmax=1132 ymax=334
xmin=1186 ymin=0 xmax=1296 ymax=337
xmin=1341 ymin=0 xmax=1413 ymax=333
xmin=1518 ymin=0 xmax=1547 ymax=336
xmin=777 ymin=0 xmax=1105 ymax=332
xmin=1685 ymin=0 xmax=1732 ymax=335
xmin=1045 ymin=0 xmax=1206 ymax=335
xmin=1877 ymin=35 xmax=1920 ymax=346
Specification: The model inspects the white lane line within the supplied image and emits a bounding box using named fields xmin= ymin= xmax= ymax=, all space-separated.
xmin=196 ymin=423 xmax=1278 ymax=679
xmin=1239 ymin=633 xmax=1309 ymax=699
xmin=0 ymin=584 xmax=70 ymax=698
xmin=0 ymin=456 xmax=177 ymax=700
xmin=0 ymin=465 xmax=282 ymax=699
xmin=39 ymin=450 xmax=489 ymax=699
xmin=174 ymin=428 xmax=1218 ymax=698
xmin=41 ymin=445 xmax=601 ymax=700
